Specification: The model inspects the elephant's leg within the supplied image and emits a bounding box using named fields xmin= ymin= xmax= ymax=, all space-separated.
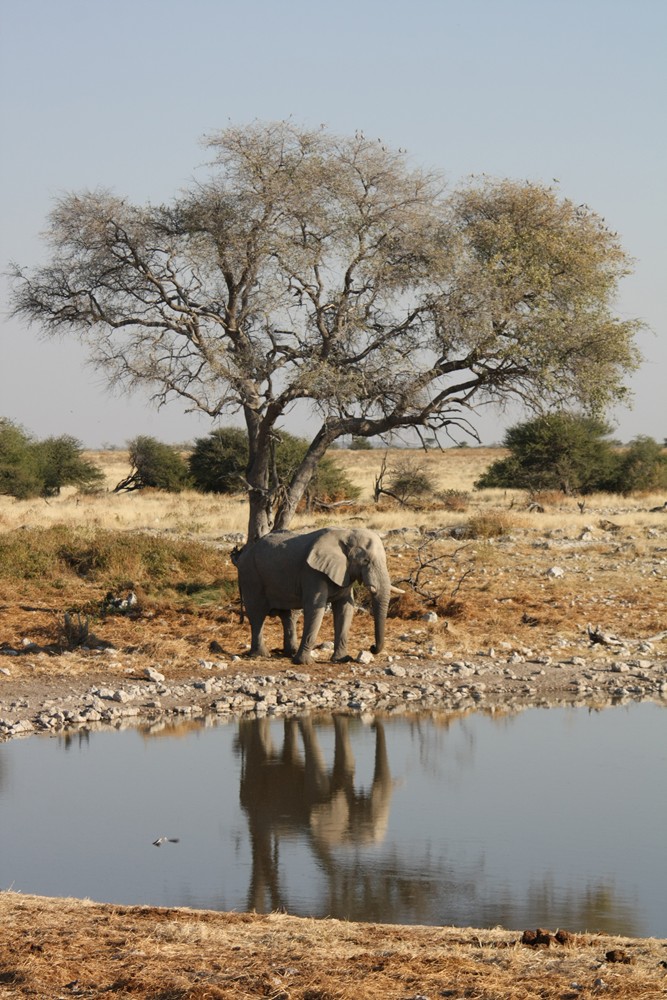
xmin=331 ymin=597 xmax=355 ymax=662
xmin=247 ymin=611 xmax=270 ymax=658
xmin=293 ymin=601 xmax=326 ymax=665
xmin=279 ymin=610 xmax=299 ymax=657
xmin=299 ymin=718 xmax=331 ymax=800
xmin=332 ymin=716 xmax=355 ymax=785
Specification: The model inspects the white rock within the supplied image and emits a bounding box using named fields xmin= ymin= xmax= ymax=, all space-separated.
xmin=386 ymin=664 xmax=406 ymax=677
xmin=547 ymin=566 xmax=565 ymax=578
xmin=144 ymin=667 xmax=165 ymax=683
xmin=112 ymin=689 xmax=133 ymax=703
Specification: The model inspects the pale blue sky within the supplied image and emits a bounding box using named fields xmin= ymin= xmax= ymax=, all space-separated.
xmin=1 ymin=0 xmax=664 ymax=447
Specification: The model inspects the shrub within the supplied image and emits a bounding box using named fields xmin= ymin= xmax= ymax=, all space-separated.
xmin=188 ymin=427 xmax=360 ymax=506
xmin=465 ymin=512 xmax=514 ymax=538
xmin=604 ymin=436 xmax=667 ymax=494
xmin=115 ymin=436 xmax=191 ymax=492
xmin=388 ymin=459 xmax=436 ymax=502
xmin=33 ymin=435 xmax=105 ymax=496
xmin=438 ymin=489 xmax=470 ymax=512
xmin=475 ymin=413 xmax=619 ymax=495
xmin=0 ymin=418 xmax=103 ymax=498
xmin=187 ymin=427 xmax=248 ymax=494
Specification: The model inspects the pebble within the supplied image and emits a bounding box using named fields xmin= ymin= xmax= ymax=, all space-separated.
xmin=1 ymin=644 xmax=665 ymax=739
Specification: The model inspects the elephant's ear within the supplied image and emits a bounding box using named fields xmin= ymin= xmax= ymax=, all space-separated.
xmin=307 ymin=535 xmax=350 ymax=588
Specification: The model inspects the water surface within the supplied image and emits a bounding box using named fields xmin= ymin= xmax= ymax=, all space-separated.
xmin=0 ymin=703 xmax=665 ymax=936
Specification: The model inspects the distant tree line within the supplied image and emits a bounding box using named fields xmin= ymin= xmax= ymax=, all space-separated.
xmin=1 ymin=415 xmax=664 ymax=503
xmin=115 ymin=429 xmax=360 ymax=509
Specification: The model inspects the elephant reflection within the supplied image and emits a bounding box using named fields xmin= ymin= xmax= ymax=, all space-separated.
xmin=235 ymin=715 xmax=393 ymax=913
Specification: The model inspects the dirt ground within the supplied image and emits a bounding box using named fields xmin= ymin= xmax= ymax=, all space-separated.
xmin=1 ymin=452 xmax=666 ymax=997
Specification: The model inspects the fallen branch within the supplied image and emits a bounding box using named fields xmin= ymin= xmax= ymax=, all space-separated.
xmin=587 ymin=624 xmax=624 ymax=646
xmin=587 ymin=624 xmax=667 ymax=647
xmin=312 ymin=499 xmax=357 ymax=510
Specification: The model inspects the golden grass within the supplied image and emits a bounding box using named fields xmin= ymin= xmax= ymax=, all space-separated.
xmin=0 ymin=448 xmax=665 ymax=663
xmin=2 ymin=893 xmax=665 ymax=1000
xmin=3 ymin=446 xmax=663 ymax=538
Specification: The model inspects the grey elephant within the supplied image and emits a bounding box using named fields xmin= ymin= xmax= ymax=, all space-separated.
xmin=234 ymin=527 xmax=402 ymax=664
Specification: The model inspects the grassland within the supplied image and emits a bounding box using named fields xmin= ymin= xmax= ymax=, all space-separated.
xmin=0 ymin=447 xmax=664 ymax=665
xmin=1 ymin=447 xmax=666 ymax=999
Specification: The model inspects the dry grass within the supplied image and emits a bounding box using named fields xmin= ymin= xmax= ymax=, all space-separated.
xmin=2 ymin=893 xmax=665 ymax=1000
xmin=0 ymin=448 xmax=666 ymax=666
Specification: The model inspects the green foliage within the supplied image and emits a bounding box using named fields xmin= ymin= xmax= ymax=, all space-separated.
xmin=116 ymin=436 xmax=191 ymax=492
xmin=349 ymin=436 xmax=374 ymax=450
xmin=475 ymin=414 xmax=619 ymax=494
xmin=605 ymin=436 xmax=667 ymax=494
xmin=0 ymin=419 xmax=41 ymax=498
xmin=189 ymin=427 xmax=360 ymax=505
xmin=476 ymin=415 xmax=667 ymax=496
xmin=33 ymin=435 xmax=104 ymax=496
xmin=187 ymin=427 xmax=250 ymax=494
xmin=0 ymin=418 xmax=103 ymax=498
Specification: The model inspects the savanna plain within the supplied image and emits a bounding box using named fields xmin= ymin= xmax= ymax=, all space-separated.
xmin=1 ymin=447 xmax=666 ymax=999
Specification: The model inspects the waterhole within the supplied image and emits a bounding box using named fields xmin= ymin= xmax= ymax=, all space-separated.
xmin=1 ymin=703 xmax=665 ymax=936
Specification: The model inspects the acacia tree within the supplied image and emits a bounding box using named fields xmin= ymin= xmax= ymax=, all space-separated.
xmin=10 ymin=122 xmax=642 ymax=540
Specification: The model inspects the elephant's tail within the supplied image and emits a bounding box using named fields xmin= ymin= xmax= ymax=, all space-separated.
xmin=230 ymin=545 xmax=246 ymax=623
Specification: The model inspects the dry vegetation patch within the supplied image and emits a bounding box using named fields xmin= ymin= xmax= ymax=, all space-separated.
xmin=0 ymin=448 xmax=666 ymax=677
xmin=2 ymin=893 xmax=665 ymax=1000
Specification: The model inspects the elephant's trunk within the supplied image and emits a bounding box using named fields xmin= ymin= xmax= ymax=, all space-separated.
xmin=369 ymin=587 xmax=390 ymax=655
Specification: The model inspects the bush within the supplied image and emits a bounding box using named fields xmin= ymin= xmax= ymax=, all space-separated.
xmin=115 ymin=436 xmax=191 ymax=492
xmin=0 ymin=418 xmax=103 ymax=498
xmin=187 ymin=427 xmax=248 ymax=494
xmin=604 ymin=436 xmax=667 ymax=494
xmin=475 ymin=413 xmax=619 ymax=495
xmin=349 ymin=436 xmax=374 ymax=450
xmin=388 ymin=459 xmax=436 ymax=502
xmin=188 ymin=427 xmax=360 ymax=506
xmin=438 ymin=489 xmax=470 ymax=512
xmin=34 ymin=435 xmax=105 ymax=496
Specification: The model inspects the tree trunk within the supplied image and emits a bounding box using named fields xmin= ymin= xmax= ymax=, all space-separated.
xmin=273 ymin=429 xmax=335 ymax=532
xmin=246 ymin=490 xmax=273 ymax=543
xmin=245 ymin=412 xmax=274 ymax=542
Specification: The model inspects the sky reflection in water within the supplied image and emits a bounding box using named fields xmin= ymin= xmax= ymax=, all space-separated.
xmin=0 ymin=703 xmax=665 ymax=937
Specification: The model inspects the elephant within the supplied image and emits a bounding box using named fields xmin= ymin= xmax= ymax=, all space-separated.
xmin=235 ymin=715 xmax=394 ymax=913
xmin=234 ymin=527 xmax=402 ymax=665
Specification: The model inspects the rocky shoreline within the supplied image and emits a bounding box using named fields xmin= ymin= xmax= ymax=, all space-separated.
xmin=2 ymin=638 xmax=666 ymax=739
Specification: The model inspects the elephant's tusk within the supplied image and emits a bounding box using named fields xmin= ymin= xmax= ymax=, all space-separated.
xmin=369 ymin=585 xmax=378 ymax=594
xmin=390 ymin=585 xmax=405 ymax=595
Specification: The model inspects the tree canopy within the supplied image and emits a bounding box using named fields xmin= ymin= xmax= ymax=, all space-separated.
xmin=10 ymin=122 xmax=642 ymax=538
